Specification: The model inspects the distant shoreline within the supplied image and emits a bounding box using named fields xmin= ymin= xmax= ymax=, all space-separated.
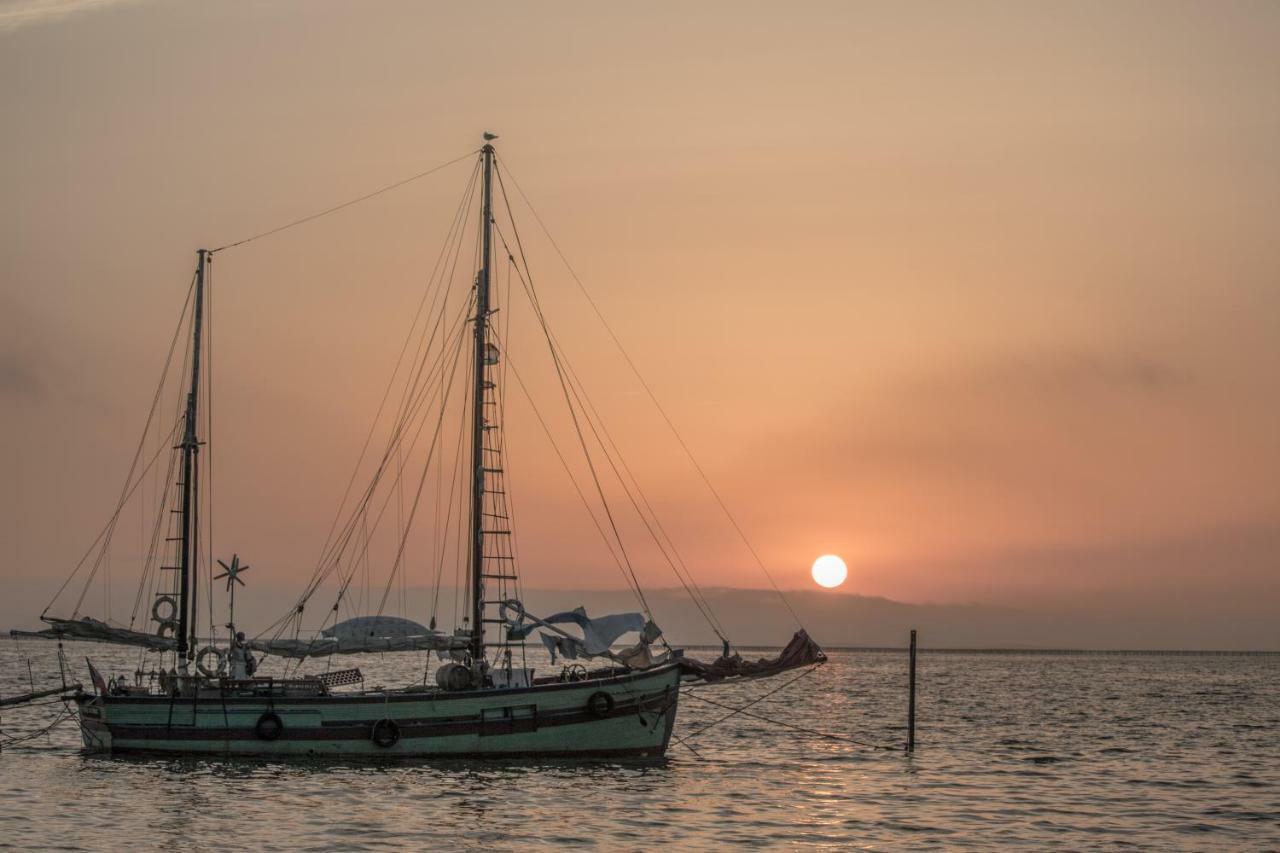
xmin=8 ymin=634 xmax=1277 ymax=656
xmin=683 ymin=644 xmax=1280 ymax=656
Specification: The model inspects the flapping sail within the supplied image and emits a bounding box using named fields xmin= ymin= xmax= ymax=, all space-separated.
xmin=507 ymin=606 xmax=646 ymax=655
xmin=679 ymin=629 xmax=827 ymax=683
xmin=504 ymin=602 xmax=669 ymax=669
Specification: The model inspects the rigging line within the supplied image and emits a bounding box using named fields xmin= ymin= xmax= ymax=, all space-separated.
xmin=133 ymin=337 xmax=191 ymax=629
xmin=302 ymin=159 xmax=479 ymax=603
xmin=64 ymin=419 xmax=183 ymax=618
xmin=497 ymin=159 xmax=803 ymax=629
xmin=294 ymin=268 xmax=477 ymax=615
xmin=132 ymin=324 xmax=194 ymax=636
xmin=493 ymin=216 xmax=726 ymax=638
xmin=497 ymin=256 xmax=524 ymax=606
xmin=495 ymin=225 xmax=652 ymax=619
xmin=306 ymin=159 xmax=481 ymax=585
xmin=489 ymin=221 xmax=685 ymax=627
xmin=47 ymin=268 xmax=197 ymax=618
xmin=681 ymin=688 xmax=901 ymax=752
xmin=210 ymin=149 xmax=479 ymax=253
xmin=206 ymin=255 xmax=216 ymax=640
xmin=128 ymin=442 xmax=180 ymax=627
xmin=275 ymin=292 xmax=477 ymax=644
xmin=432 ymin=353 xmax=471 ymax=627
xmin=510 ymin=292 xmax=726 ymax=639
xmin=374 ymin=303 xmax=472 ymax=619
xmin=377 ymin=159 xmax=481 ymax=468
xmin=492 ymin=332 xmax=635 ymax=599
xmin=682 ymin=664 xmax=818 ymax=741
xmin=319 ymin=294 xmax=475 ymax=610
xmin=454 ymin=346 xmax=474 ymax=630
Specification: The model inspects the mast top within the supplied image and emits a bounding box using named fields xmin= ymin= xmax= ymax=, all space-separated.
xmin=482 ymin=131 xmax=499 ymax=142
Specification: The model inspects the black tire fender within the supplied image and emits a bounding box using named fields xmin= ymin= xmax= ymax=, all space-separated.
xmin=255 ymin=711 xmax=283 ymax=741
xmin=371 ymin=718 xmax=400 ymax=748
xmin=587 ymin=691 xmax=614 ymax=718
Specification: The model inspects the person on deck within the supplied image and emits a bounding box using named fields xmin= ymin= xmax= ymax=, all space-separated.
xmin=229 ymin=631 xmax=256 ymax=679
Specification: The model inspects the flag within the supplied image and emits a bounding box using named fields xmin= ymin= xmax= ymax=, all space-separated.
xmin=85 ymin=658 xmax=107 ymax=695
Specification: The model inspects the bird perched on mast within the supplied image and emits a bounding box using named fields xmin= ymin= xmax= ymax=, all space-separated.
xmin=483 ymin=131 xmax=499 ymax=141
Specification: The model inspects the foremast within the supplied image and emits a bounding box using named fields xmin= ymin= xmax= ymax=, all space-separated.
xmin=468 ymin=142 xmax=495 ymax=664
xmin=176 ymin=248 xmax=208 ymax=668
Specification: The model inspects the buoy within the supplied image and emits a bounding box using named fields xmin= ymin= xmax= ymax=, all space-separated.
xmin=151 ymin=596 xmax=178 ymax=624
xmin=195 ymin=646 xmax=226 ymax=678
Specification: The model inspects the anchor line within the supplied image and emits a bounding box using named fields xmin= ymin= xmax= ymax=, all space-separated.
xmin=681 ymin=672 xmax=902 ymax=753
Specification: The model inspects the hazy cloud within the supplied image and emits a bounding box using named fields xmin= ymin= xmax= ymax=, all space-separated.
xmin=0 ymin=0 xmax=141 ymax=34
xmin=909 ymin=349 xmax=1193 ymax=402
xmin=0 ymin=352 xmax=43 ymax=398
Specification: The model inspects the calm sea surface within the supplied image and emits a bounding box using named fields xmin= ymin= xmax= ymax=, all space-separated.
xmin=2 ymin=639 xmax=1277 ymax=850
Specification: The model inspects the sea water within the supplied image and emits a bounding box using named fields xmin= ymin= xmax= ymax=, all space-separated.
xmin=1 ymin=640 xmax=1277 ymax=850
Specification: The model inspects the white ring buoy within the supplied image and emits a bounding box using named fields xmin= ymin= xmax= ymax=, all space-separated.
xmin=152 ymin=595 xmax=178 ymax=624
xmin=195 ymin=645 xmax=226 ymax=678
xmin=155 ymin=620 xmax=178 ymax=640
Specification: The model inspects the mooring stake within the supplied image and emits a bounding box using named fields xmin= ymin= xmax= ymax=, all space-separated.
xmin=907 ymin=628 xmax=917 ymax=753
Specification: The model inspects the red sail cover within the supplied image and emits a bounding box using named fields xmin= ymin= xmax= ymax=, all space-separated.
xmin=679 ymin=629 xmax=826 ymax=683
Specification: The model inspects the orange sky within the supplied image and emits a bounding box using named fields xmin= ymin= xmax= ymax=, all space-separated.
xmin=2 ymin=1 xmax=1278 ymax=630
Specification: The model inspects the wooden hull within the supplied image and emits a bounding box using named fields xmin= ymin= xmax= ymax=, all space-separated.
xmin=74 ymin=664 xmax=681 ymax=759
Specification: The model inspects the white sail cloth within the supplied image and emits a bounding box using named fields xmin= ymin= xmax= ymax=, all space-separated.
xmin=509 ymin=605 xmax=668 ymax=668
xmin=508 ymin=606 xmax=645 ymax=655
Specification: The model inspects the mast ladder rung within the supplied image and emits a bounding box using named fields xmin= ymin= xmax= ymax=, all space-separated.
xmin=480 ymin=573 xmax=519 ymax=580
xmin=482 ymin=512 xmax=509 ymax=520
xmin=481 ymin=467 xmax=503 ymax=473
xmin=483 ymin=554 xmax=515 ymax=560
xmin=481 ymin=530 xmax=511 ymax=535
xmin=160 ymin=565 xmax=180 ymax=570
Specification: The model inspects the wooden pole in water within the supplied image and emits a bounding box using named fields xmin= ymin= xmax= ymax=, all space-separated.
xmin=907 ymin=628 xmax=917 ymax=753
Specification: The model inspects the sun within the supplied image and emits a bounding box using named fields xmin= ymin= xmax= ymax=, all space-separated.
xmin=811 ymin=554 xmax=848 ymax=589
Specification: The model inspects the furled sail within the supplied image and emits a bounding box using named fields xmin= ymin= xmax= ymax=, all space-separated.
xmin=679 ymin=629 xmax=827 ymax=683
xmin=248 ymin=616 xmax=472 ymax=659
xmin=25 ymin=617 xmax=177 ymax=652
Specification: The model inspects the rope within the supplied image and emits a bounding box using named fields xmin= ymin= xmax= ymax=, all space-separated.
xmin=211 ymin=150 xmax=477 ymax=253
xmin=0 ymin=702 xmax=75 ymax=749
xmin=490 ymin=178 xmax=727 ymax=640
xmin=496 ymin=197 xmax=652 ymax=620
xmin=681 ymin=678 xmax=901 ymax=752
xmin=683 ymin=665 xmax=819 ymax=740
xmin=46 ymin=269 xmax=196 ymax=620
xmin=496 ymin=158 xmax=804 ymax=629
xmin=271 ymin=160 xmax=483 ymax=641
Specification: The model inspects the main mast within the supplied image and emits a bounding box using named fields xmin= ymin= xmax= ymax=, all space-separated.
xmin=468 ymin=142 xmax=495 ymax=663
xmin=176 ymin=248 xmax=207 ymax=668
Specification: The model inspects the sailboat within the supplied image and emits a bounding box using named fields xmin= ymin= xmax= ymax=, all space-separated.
xmin=23 ymin=136 xmax=825 ymax=758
